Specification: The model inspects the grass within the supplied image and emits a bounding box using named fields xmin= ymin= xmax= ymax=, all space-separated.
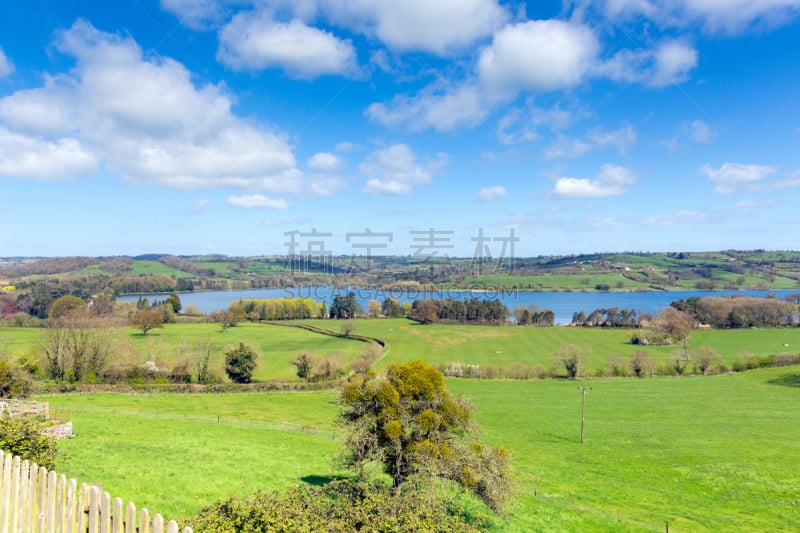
xmin=48 ymin=392 xmax=340 ymax=519
xmin=293 ymin=319 xmax=800 ymax=374
xmin=1 ymin=322 xmax=367 ymax=381
xmin=40 ymin=367 xmax=800 ymax=531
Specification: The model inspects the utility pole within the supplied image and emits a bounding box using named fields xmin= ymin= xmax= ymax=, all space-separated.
xmin=578 ymin=386 xmax=592 ymax=443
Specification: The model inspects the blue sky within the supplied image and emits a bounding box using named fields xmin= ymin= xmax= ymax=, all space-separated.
xmin=1 ymin=0 xmax=799 ymax=258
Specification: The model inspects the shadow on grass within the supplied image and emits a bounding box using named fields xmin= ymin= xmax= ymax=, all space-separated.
xmin=300 ymin=474 xmax=348 ymax=487
xmin=766 ymin=374 xmax=800 ymax=388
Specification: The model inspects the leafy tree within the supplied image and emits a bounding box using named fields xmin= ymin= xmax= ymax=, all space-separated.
xmin=0 ymin=417 xmax=58 ymax=470
xmin=292 ymin=351 xmax=314 ymax=380
xmin=225 ymin=342 xmax=257 ymax=383
xmin=330 ymin=292 xmax=360 ymax=319
xmin=165 ymin=293 xmax=182 ymax=314
xmin=131 ymin=309 xmax=164 ymax=336
xmin=368 ymin=299 xmax=382 ymax=318
xmin=48 ymin=295 xmax=86 ymax=319
xmin=408 ymin=299 xmax=438 ymax=324
xmin=339 ymin=360 xmax=510 ymax=512
xmin=554 ymin=344 xmax=587 ymax=379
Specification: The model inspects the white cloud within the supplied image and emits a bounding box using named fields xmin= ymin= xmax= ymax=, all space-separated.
xmin=477 ymin=20 xmax=599 ymax=99
xmin=586 ymin=217 xmax=624 ymax=228
xmin=601 ymin=0 xmax=800 ymax=34
xmin=0 ymin=47 xmax=13 ymax=77
xmin=217 ymin=11 xmax=358 ymax=78
xmin=160 ymin=0 xmax=229 ymax=30
xmin=360 ymin=144 xmax=446 ymax=195
xmin=474 ymin=186 xmax=508 ymax=201
xmin=0 ymin=127 xmax=97 ymax=179
xmin=600 ymin=40 xmax=697 ymax=87
xmin=702 ymin=162 xmax=778 ymax=193
xmin=227 ymin=194 xmax=289 ymax=209
xmin=321 ymin=0 xmax=508 ymax=55
xmin=686 ymin=119 xmax=716 ymax=143
xmin=0 ymin=20 xmax=299 ymax=190
xmin=367 ymin=20 xmax=599 ymax=131
xmin=552 ymin=164 xmax=638 ymax=198
xmin=307 ymin=152 xmax=342 ymax=172
xmin=366 ymin=83 xmax=487 ymax=132
xmin=544 ymin=122 xmax=636 ymax=158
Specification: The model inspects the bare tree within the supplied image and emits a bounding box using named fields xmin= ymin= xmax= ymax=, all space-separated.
xmin=42 ymin=314 xmax=111 ymax=382
xmin=554 ymin=344 xmax=587 ymax=379
xmin=695 ymin=346 xmax=722 ymax=375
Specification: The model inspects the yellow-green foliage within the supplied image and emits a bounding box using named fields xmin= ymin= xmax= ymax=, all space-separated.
xmin=233 ymin=298 xmax=326 ymax=320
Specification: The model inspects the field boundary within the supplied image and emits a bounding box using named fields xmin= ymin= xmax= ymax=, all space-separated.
xmin=0 ymin=451 xmax=191 ymax=533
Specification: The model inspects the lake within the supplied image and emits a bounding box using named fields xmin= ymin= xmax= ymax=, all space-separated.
xmin=117 ymin=287 xmax=798 ymax=325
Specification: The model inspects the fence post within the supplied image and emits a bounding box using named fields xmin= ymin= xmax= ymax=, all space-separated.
xmin=1 ymin=453 xmax=12 ymax=533
xmin=125 ymin=502 xmax=136 ymax=533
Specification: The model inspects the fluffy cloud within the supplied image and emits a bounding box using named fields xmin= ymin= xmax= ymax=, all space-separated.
xmin=702 ymin=162 xmax=778 ymax=193
xmin=601 ymin=0 xmax=800 ymax=34
xmin=544 ymin=123 xmax=636 ymax=158
xmin=367 ymin=20 xmax=599 ymax=131
xmin=686 ymin=119 xmax=716 ymax=143
xmin=0 ymin=127 xmax=97 ymax=179
xmin=551 ymin=164 xmax=638 ymax=198
xmin=477 ymin=20 xmax=599 ymax=99
xmin=227 ymin=194 xmax=289 ymax=209
xmin=360 ymin=144 xmax=446 ymax=195
xmin=321 ymin=0 xmax=508 ymax=55
xmin=0 ymin=47 xmax=13 ymax=77
xmin=0 ymin=20 xmax=299 ymax=190
xmin=217 ymin=11 xmax=358 ymax=78
xmin=307 ymin=152 xmax=342 ymax=172
xmin=474 ymin=186 xmax=508 ymax=201
xmin=600 ymin=40 xmax=698 ymax=87
xmin=160 ymin=0 xmax=229 ymax=30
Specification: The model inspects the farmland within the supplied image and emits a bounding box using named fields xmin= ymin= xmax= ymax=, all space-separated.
xmin=40 ymin=365 xmax=800 ymax=531
xmin=3 ymin=315 xmax=800 ymax=530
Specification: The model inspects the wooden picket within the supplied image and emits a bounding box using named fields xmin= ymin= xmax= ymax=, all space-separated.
xmin=0 ymin=451 xmax=192 ymax=533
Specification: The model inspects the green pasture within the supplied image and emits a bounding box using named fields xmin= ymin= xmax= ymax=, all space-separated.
xmin=48 ymin=392 xmax=340 ymax=519
xmin=453 ymin=273 xmax=650 ymax=291
xmin=40 ymin=367 xmax=800 ymax=531
xmin=296 ymin=319 xmax=800 ymax=374
xmin=126 ymin=260 xmax=195 ymax=278
xmin=1 ymin=322 xmax=367 ymax=381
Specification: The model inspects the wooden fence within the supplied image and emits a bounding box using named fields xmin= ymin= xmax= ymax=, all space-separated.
xmin=0 ymin=452 xmax=192 ymax=533
xmin=0 ymin=400 xmax=49 ymax=420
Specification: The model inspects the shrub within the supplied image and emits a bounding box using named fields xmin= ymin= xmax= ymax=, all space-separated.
xmin=191 ymin=479 xmax=486 ymax=532
xmin=224 ymin=343 xmax=257 ymax=384
xmin=629 ymin=351 xmax=654 ymax=377
xmin=0 ymin=418 xmax=58 ymax=470
xmin=507 ymin=363 xmax=533 ymax=380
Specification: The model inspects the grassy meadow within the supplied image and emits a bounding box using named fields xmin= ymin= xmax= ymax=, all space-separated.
xmin=297 ymin=319 xmax=800 ymax=374
xmin=40 ymin=366 xmax=800 ymax=531
xmin=3 ymin=318 xmax=800 ymax=529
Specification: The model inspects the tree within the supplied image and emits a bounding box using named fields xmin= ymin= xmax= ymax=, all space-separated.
xmin=43 ymin=314 xmax=111 ymax=382
xmin=48 ymin=295 xmax=86 ymax=319
xmin=554 ymin=344 xmax=587 ymax=379
xmin=339 ymin=360 xmax=510 ymax=512
xmin=131 ymin=309 xmax=164 ymax=336
xmin=225 ymin=342 xmax=257 ymax=383
xmin=408 ymin=299 xmax=438 ymax=324
xmin=340 ymin=320 xmax=357 ymax=337
xmin=292 ymin=351 xmax=314 ymax=380
xmin=165 ymin=293 xmax=182 ymax=314
xmin=367 ymin=299 xmax=382 ymax=318
xmin=629 ymin=351 xmax=654 ymax=377
xmin=695 ymin=346 xmax=722 ymax=375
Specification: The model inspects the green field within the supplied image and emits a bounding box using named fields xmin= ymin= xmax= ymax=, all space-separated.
xmin=295 ymin=319 xmax=800 ymax=374
xmin=41 ymin=367 xmax=800 ymax=531
xmin=1 ymin=322 xmax=367 ymax=381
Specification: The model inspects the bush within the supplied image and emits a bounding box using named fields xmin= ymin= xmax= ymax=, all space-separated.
xmin=224 ymin=343 xmax=257 ymax=384
xmin=190 ymin=479 xmax=487 ymax=533
xmin=0 ymin=418 xmax=58 ymax=470
xmin=0 ymin=360 xmax=34 ymax=398
xmin=507 ymin=363 xmax=532 ymax=380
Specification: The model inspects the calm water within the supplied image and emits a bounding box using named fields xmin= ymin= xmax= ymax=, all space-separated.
xmin=117 ymin=287 xmax=797 ymax=325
